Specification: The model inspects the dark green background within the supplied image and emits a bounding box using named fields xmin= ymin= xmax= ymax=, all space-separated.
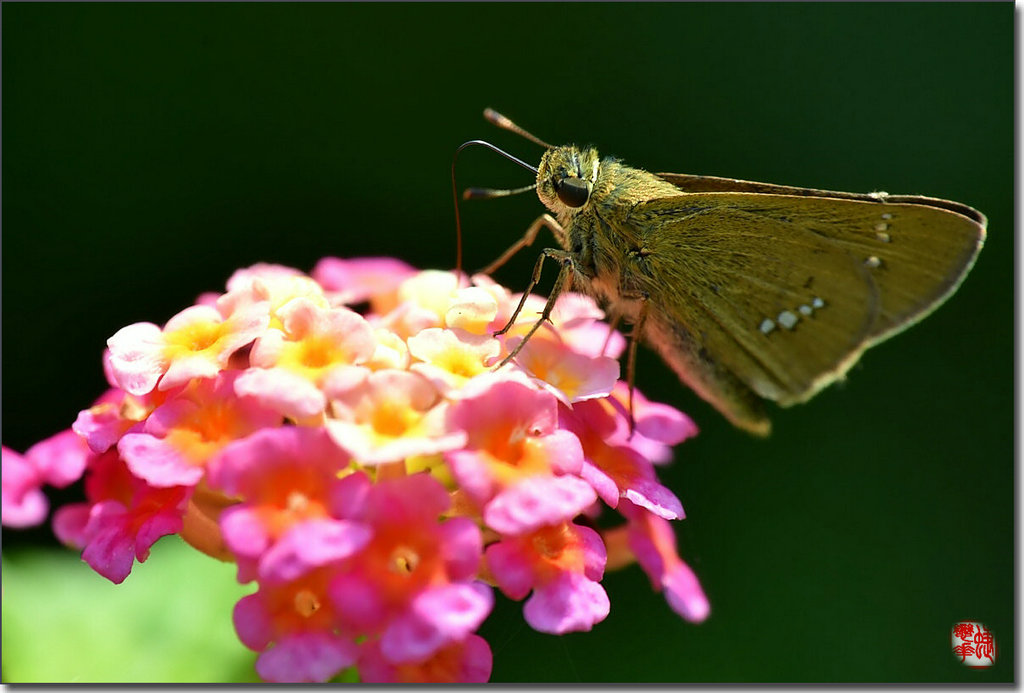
xmin=2 ymin=2 xmax=1012 ymax=683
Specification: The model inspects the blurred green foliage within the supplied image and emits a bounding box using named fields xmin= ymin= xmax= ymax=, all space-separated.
xmin=2 ymin=2 xmax=1012 ymax=683
xmin=2 ymin=538 xmax=257 ymax=682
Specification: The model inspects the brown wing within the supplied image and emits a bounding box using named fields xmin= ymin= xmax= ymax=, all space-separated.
xmin=655 ymin=172 xmax=987 ymax=225
xmin=654 ymin=175 xmax=987 ymax=342
xmin=621 ymin=191 xmax=984 ymax=435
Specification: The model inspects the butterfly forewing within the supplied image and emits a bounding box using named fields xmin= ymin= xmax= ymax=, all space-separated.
xmin=803 ymin=197 xmax=986 ymax=345
xmin=627 ymin=195 xmax=880 ymax=406
xmin=655 ymin=176 xmax=986 ymax=345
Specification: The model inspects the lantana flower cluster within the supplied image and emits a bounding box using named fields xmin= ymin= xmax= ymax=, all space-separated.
xmin=2 ymin=256 xmax=709 ymax=683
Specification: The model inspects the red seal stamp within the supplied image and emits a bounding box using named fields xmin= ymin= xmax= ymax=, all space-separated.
xmin=952 ymin=621 xmax=996 ymax=667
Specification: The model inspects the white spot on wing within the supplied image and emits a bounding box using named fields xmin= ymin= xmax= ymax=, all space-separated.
xmin=760 ymin=318 xmax=776 ymax=335
xmin=777 ymin=310 xmax=799 ymax=330
xmin=812 ymin=297 xmax=825 ymax=309
xmin=864 ymin=256 xmax=882 ymax=269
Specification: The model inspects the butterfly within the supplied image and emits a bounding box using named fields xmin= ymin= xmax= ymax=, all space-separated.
xmin=457 ymin=109 xmax=986 ymax=435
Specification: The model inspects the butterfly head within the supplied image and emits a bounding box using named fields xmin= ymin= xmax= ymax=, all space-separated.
xmin=536 ymin=145 xmax=601 ymax=215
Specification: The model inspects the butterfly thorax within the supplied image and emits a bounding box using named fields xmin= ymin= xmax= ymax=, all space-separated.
xmin=536 ymin=145 xmax=681 ymax=316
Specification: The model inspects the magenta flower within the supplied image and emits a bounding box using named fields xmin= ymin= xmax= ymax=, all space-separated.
xmin=601 ymin=381 xmax=700 ymax=464
xmin=6 ymin=257 xmax=710 ymax=682
xmin=118 ymin=371 xmax=283 ymax=488
xmin=205 ymin=426 xmax=370 ymax=583
xmin=561 ymin=398 xmax=684 ymax=519
xmin=486 ymin=521 xmax=610 ymax=634
xmin=73 ymin=387 xmax=144 ymax=454
xmin=52 ymin=448 xmax=191 ymax=584
xmin=327 ymin=473 xmax=491 ymax=664
xmin=2 ymin=447 xmax=49 ymax=527
xmin=312 ymin=256 xmax=417 ymax=309
xmin=358 ymin=633 xmax=492 ymax=683
xmin=445 ymin=376 xmax=595 ymax=535
xmin=2 ymin=428 xmax=91 ymax=527
xmin=620 ymin=500 xmax=711 ymax=623
xmin=233 ymin=566 xmax=360 ymax=683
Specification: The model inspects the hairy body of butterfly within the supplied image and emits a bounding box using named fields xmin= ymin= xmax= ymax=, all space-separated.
xmin=526 ymin=144 xmax=986 ymax=436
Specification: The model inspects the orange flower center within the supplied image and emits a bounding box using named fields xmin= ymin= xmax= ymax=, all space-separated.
xmin=293 ymin=588 xmax=322 ymax=618
xmin=388 ymin=545 xmax=420 ymax=576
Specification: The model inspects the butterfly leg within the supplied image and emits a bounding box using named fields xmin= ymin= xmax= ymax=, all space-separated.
xmin=494 ymin=248 xmax=576 ymax=367
xmin=479 ymin=214 xmax=567 ymax=275
xmin=622 ymin=291 xmax=651 ymax=436
xmin=600 ymin=308 xmax=624 ymax=357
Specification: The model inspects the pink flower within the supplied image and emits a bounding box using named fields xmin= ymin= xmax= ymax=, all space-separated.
xmin=117 ymin=371 xmax=283 ymax=488
xmin=233 ymin=566 xmax=359 ymax=683
xmin=205 ymin=426 xmax=362 ymax=583
xmin=2 ymin=429 xmax=92 ymax=527
xmin=52 ymin=449 xmax=190 ymax=584
xmin=443 ymin=286 xmax=500 ymax=334
xmin=312 ymin=256 xmax=417 ymax=310
xmin=326 ymin=369 xmax=466 ymax=465
xmin=445 ymin=377 xmax=594 ymax=535
xmin=407 ymin=327 xmax=501 ymax=394
xmin=493 ymin=290 xmax=612 ymax=348
xmin=382 ymin=270 xmax=461 ymax=338
xmin=505 ymin=331 xmax=620 ymax=405
xmin=358 ymin=633 xmax=492 ymax=683
xmin=217 ymin=263 xmax=331 ymax=323
xmin=601 ymin=382 xmax=700 ymax=464
xmin=2 ymin=447 xmax=48 ymax=527
xmin=486 ymin=521 xmax=609 ymax=634
xmin=549 ymin=293 xmax=628 ymax=359
xmin=619 ymin=501 xmax=710 ymax=623
xmin=6 ymin=254 xmax=710 ymax=682
xmin=72 ymin=388 xmax=146 ymax=454
xmin=107 ymin=302 xmax=269 ymax=396
xmin=327 ymin=473 xmax=492 ymax=664
xmin=561 ymin=399 xmax=684 ymax=520
xmin=234 ymin=298 xmax=377 ymax=420
xmin=461 ymin=273 xmax=517 ymax=333
xmin=19 ymin=428 xmax=91 ymax=487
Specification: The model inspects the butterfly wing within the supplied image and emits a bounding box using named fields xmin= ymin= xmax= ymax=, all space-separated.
xmin=654 ymin=176 xmax=987 ymax=342
xmin=619 ymin=191 xmax=984 ymax=435
xmin=655 ymin=172 xmax=987 ymax=224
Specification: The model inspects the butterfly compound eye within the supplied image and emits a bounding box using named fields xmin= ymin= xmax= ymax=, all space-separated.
xmin=554 ymin=177 xmax=591 ymax=208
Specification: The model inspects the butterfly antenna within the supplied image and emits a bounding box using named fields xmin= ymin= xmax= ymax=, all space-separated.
xmin=484 ymin=108 xmax=554 ymax=149
xmin=451 ymin=140 xmax=539 ymax=282
xmin=463 ymin=183 xmax=537 ymax=200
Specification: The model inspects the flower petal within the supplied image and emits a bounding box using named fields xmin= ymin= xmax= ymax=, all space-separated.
xmin=255 ymin=632 xmax=358 ymax=684
xmin=484 ymin=475 xmax=597 ymax=536
xmin=523 ymin=571 xmax=610 ymax=634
